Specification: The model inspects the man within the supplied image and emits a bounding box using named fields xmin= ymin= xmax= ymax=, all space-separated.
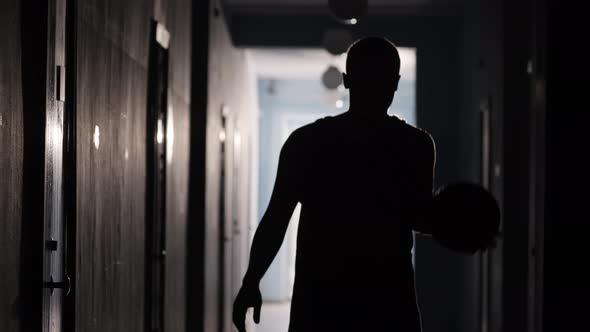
xmin=233 ymin=37 xmax=436 ymax=332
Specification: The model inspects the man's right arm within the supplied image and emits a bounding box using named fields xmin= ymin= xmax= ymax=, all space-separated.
xmin=233 ymin=128 xmax=303 ymax=332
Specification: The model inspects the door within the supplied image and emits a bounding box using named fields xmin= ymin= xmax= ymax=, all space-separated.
xmin=42 ymin=0 xmax=69 ymax=331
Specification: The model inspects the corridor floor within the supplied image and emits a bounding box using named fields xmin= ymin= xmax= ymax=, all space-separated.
xmin=257 ymin=302 xmax=291 ymax=332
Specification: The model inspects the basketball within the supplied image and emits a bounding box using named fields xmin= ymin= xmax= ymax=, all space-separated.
xmin=430 ymin=182 xmax=501 ymax=254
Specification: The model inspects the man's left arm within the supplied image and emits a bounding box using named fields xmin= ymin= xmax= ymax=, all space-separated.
xmin=411 ymin=132 xmax=436 ymax=235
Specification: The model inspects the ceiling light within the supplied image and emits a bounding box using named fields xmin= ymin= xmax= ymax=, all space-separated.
xmin=328 ymin=0 xmax=368 ymax=22
xmin=322 ymin=66 xmax=343 ymax=90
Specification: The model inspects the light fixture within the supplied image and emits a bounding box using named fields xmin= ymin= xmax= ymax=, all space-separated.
xmin=322 ymin=65 xmax=343 ymax=90
xmin=328 ymin=0 xmax=368 ymax=24
xmin=322 ymin=29 xmax=354 ymax=55
xmin=335 ymin=99 xmax=344 ymax=109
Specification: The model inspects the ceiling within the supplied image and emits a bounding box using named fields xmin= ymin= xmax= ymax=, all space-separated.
xmin=248 ymin=48 xmax=347 ymax=79
xmin=224 ymin=0 xmax=463 ymax=15
xmin=248 ymin=47 xmax=416 ymax=80
xmin=227 ymin=0 xmax=431 ymax=4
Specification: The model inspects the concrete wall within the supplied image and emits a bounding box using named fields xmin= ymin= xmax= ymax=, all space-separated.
xmin=459 ymin=0 xmax=504 ymax=331
xmin=203 ymin=1 xmax=259 ymax=331
xmin=542 ymin=1 xmax=586 ymax=330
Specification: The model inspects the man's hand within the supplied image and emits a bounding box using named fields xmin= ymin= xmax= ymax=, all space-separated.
xmin=232 ymin=284 xmax=262 ymax=332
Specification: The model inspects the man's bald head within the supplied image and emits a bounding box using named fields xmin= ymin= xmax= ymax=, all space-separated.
xmin=343 ymin=37 xmax=402 ymax=113
xmin=346 ymin=37 xmax=401 ymax=79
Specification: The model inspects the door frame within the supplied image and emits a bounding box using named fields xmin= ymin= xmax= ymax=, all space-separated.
xmin=145 ymin=19 xmax=170 ymax=332
xmin=63 ymin=0 xmax=78 ymax=330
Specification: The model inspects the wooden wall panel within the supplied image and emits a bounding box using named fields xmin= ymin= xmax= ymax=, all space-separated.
xmin=79 ymin=0 xmax=151 ymax=67
xmin=74 ymin=0 xmax=192 ymax=331
xmin=75 ymin=16 xmax=148 ymax=332
xmin=0 ymin=1 xmax=23 ymax=331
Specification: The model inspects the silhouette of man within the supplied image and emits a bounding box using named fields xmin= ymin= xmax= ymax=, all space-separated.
xmin=233 ymin=37 xmax=436 ymax=332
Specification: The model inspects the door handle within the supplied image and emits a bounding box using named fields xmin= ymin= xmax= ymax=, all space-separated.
xmin=44 ymin=275 xmax=71 ymax=296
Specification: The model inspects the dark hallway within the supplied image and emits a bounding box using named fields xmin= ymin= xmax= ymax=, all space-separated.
xmin=0 ymin=0 xmax=586 ymax=332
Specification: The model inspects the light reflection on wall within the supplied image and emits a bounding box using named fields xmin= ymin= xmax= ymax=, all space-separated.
xmin=51 ymin=122 xmax=63 ymax=148
xmin=93 ymin=125 xmax=100 ymax=150
xmin=167 ymin=106 xmax=175 ymax=164
xmin=156 ymin=119 xmax=164 ymax=144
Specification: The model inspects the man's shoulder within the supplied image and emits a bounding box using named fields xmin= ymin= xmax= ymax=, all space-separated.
xmin=281 ymin=122 xmax=319 ymax=155
xmin=392 ymin=119 xmax=435 ymax=155
xmin=287 ymin=116 xmax=332 ymax=141
xmin=288 ymin=121 xmax=317 ymax=141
